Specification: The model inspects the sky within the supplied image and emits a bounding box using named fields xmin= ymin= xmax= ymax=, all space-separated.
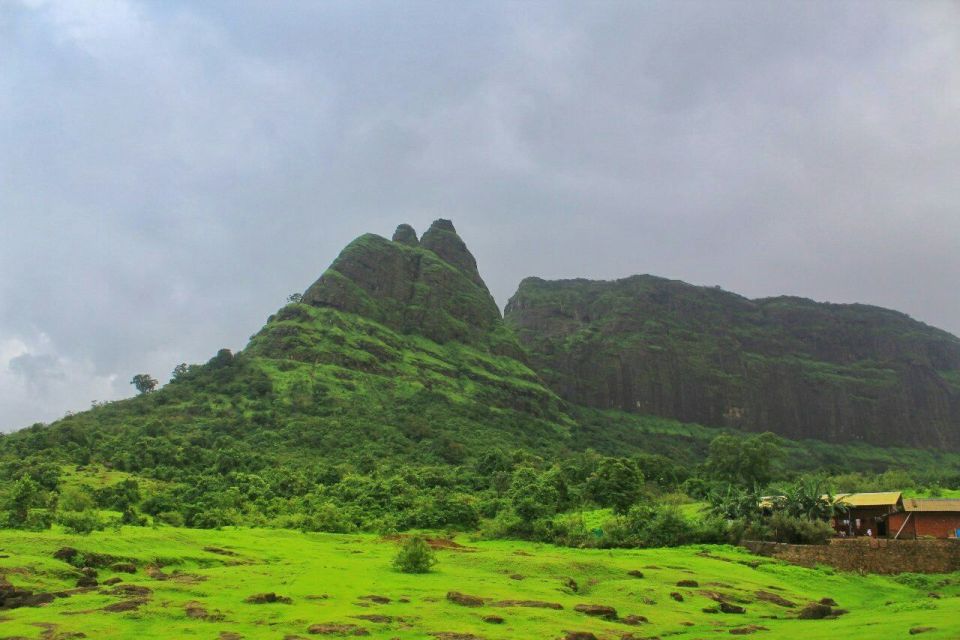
xmin=1 ymin=0 xmax=959 ymax=432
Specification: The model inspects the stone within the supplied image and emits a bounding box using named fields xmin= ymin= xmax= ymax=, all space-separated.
xmin=243 ymin=592 xmax=292 ymax=604
xmin=391 ymin=224 xmax=418 ymax=246
xmin=797 ymin=603 xmax=832 ymax=619
xmin=573 ymin=604 xmax=617 ymax=620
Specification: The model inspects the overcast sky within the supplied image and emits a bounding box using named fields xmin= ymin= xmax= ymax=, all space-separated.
xmin=2 ymin=0 xmax=959 ymax=431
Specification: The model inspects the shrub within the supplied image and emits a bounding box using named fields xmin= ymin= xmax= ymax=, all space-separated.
xmin=156 ymin=511 xmax=185 ymax=527
xmin=766 ymin=513 xmax=834 ymax=545
xmin=392 ymin=536 xmax=436 ymax=574
xmin=57 ymin=509 xmax=106 ymax=534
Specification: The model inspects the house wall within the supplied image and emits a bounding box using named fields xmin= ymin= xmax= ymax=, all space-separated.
xmin=916 ymin=513 xmax=960 ymax=539
xmin=888 ymin=512 xmax=915 ymax=538
xmin=888 ymin=512 xmax=960 ymax=539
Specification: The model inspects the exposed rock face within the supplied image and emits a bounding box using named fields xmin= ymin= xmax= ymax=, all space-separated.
xmin=505 ymin=275 xmax=960 ymax=448
xmin=391 ymin=224 xmax=419 ymax=246
xmin=419 ymin=219 xmax=488 ymax=290
xmin=302 ymin=221 xmax=508 ymax=350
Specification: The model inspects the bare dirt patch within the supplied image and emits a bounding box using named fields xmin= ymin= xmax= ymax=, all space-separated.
xmin=490 ymin=599 xmax=563 ymax=609
xmin=307 ymin=623 xmax=370 ymax=636
xmin=573 ymin=604 xmax=617 ymax=620
xmin=446 ymin=592 xmax=484 ymax=607
xmin=102 ymin=599 xmax=146 ymax=613
xmin=755 ymin=591 xmax=796 ymax=608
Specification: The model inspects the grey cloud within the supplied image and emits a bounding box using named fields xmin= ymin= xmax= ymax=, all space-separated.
xmin=1 ymin=0 xmax=958 ymax=430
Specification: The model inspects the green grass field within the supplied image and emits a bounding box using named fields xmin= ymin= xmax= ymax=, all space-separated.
xmin=1 ymin=527 xmax=957 ymax=639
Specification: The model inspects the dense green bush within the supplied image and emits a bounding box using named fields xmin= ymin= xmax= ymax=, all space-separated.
xmin=392 ymin=536 xmax=436 ymax=573
xmin=766 ymin=513 xmax=834 ymax=545
xmin=57 ymin=509 xmax=109 ymax=534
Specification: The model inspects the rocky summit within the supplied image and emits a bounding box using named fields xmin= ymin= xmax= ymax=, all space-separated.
xmin=302 ymin=220 xmax=513 ymax=353
xmin=505 ymin=275 xmax=960 ymax=449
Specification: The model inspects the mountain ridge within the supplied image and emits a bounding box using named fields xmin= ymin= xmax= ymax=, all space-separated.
xmin=3 ymin=220 xmax=960 ymax=453
xmin=505 ymin=273 xmax=960 ymax=448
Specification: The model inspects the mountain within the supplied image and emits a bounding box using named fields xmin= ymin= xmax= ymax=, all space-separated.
xmin=4 ymin=218 xmax=960 ymax=482
xmin=504 ymin=275 xmax=960 ymax=449
xmin=0 ymin=221 xmax=572 ymax=476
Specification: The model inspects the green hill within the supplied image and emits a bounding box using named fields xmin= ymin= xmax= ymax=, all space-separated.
xmin=2 ymin=219 xmax=959 ymax=535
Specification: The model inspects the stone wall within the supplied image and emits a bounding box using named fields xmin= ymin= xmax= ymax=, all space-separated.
xmin=741 ymin=538 xmax=960 ymax=574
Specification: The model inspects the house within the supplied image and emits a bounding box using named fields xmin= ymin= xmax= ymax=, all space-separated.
xmin=831 ymin=492 xmax=903 ymax=538
xmin=887 ymin=498 xmax=960 ymax=539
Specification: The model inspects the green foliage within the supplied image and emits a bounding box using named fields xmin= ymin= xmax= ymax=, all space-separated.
xmin=58 ymin=486 xmax=95 ymax=512
xmin=705 ymin=433 xmax=784 ymax=487
xmin=130 ymin=374 xmax=158 ymax=395
xmin=584 ymin=457 xmax=644 ymax=514
xmin=2 ymin=477 xmax=48 ymax=528
xmin=57 ymin=509 xmax=109 ymax=534
xmin=773 ymin=476 xmax=848 ymax=521
xmin=391 ymin=535 xmax=436 ymax=573
xmin=765 ymin=512 xmax=835 ymax=545
xmin=707 ymin=484 xmax=763 ymax=522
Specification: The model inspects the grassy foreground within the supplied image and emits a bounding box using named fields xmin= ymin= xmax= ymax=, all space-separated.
xmin=1 ymin=527 xmax=957 ymax=639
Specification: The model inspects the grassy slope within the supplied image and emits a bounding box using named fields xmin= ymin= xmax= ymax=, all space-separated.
xmin=1 ymin=528 xmax=957 ymax=639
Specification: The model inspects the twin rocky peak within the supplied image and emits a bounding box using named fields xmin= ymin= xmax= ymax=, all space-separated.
xmin=302 ymin=219 xmax=506 ymax=350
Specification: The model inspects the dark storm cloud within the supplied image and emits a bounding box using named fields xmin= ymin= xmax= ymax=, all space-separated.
xmin=1 ymin=0 xmax=958 ymax=430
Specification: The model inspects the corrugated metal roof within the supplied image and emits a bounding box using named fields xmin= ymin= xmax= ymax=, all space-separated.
xmin=903 ymin=498 xmax=960 ymax=512
xmin=833 ymin=492 xmax=902 ymax=507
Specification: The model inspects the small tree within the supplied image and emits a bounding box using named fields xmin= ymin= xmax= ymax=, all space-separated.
xmin=705 ymin=432 xmax=784 ymax=487
xmin=585 ymin=458 xmax=645 ymax=515
xmin=130 ymin=374 xmax=158 ymax=395
xmin=4 ymin=477 xmax=44 ymax=527
xmin=287 ymin=293 xmax=303 ymax=303
xmin=171 ymin=363 xmax=189 ymax=382
xmin=774 ymin=476 xmax=847 ymax=521
xmin=392 ymin=536 xmax=436 ymax=573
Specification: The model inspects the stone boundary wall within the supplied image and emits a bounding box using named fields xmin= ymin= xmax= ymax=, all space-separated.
xmin=741 ymin=538 xmax=960 ymax=574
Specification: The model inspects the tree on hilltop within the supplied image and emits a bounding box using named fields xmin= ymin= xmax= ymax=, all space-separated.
xmin=130 ymin=374 xmax=158 ymax=395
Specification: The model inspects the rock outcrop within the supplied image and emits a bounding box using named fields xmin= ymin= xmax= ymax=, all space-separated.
xmin=302 ymin=221 xmax=507 ymax=351
xmin=505 ymin=275 xmax=960 ymax=448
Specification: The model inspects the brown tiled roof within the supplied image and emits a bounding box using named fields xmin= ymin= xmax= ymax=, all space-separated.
xmin=902 ymin=498 xmax=960 ymax=512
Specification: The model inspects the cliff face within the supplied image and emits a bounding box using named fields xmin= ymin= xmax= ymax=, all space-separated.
xmin=505 ymin=275 xmax=960 ymax=449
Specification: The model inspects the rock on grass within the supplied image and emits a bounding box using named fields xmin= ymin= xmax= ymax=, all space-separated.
xmin=490 ymin=599 xmax=563 ymax=609
xmin=244 ymin=592 xmax=292 ymax=604
xmin=573 ymin=604 xmax=618 ymax=620
xmin=797 ymin=603 xmax=832 ymax=619
xmin=307 ymin=623 xmax=369 ymax=636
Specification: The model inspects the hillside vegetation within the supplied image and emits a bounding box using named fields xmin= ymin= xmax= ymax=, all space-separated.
xmin=2 ymin=220 xmax=960 ymax=539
